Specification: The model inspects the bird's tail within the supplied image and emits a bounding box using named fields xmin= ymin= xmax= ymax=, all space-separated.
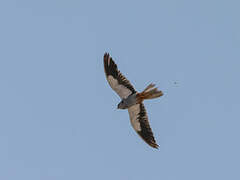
xmin=137 ymin=83 xmax=163 ymax=103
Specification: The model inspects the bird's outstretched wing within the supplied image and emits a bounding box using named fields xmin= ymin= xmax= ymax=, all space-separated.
xmin=104 ymin=53 xmax=136 ymax=99
xmin=128 ymin=103 xmax=159 ymax=149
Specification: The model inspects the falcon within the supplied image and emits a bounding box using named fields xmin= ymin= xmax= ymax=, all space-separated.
xmin=103 ymin=53 xmax=163 ymax=149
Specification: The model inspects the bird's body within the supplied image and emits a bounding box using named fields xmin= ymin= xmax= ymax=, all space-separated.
xmin=117 ymin=93 xmax=137 ymax=109
xmin=103 ymin=53 xmax=163 ymax=149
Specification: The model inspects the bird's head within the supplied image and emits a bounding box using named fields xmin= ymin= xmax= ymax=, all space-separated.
xmin=117 ymin=99 xmax=127 ymax=109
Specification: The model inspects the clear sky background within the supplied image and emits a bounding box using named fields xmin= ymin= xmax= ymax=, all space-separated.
xmin=0 ymin=0 xmax=239 ymax=179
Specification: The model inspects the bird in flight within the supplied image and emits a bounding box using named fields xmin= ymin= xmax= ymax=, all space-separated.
xmin=103 ymin=53 xmax=163 ymax=149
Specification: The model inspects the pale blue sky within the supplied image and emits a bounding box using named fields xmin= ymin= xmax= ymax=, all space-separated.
xmin=0 ymin=0 xmax=239 ymax=179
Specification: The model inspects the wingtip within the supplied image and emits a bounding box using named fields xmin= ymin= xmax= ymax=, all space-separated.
xmin=103 ymin=52 xmax=111 ymax=65
xmin=104 ymin=52 xmax=110 ymax=58
xmin=151 ymin=143 xmax=160 ymax=149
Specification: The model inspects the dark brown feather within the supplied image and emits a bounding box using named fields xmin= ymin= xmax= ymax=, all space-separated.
xmin=137 ymin=103 xmax=159 ymax=149
xmin=103 ymin=53 xmax=136 ymax=94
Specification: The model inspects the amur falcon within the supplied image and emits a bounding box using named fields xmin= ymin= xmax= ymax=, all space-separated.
xmin=103 ymin=53 xmax=163 ymax=149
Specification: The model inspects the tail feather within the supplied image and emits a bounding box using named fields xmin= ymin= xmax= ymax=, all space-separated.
xmin=143 ymin=83 xmax=156 ymax=92
xmin=137 ymin=83 xmax=163 ymax=102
